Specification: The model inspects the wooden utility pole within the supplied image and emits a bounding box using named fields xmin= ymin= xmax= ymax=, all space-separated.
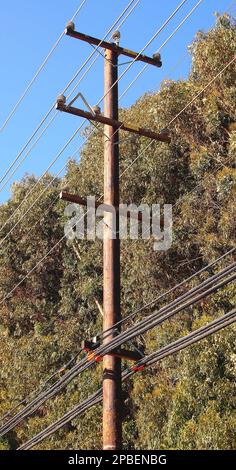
xmin=57 ymin=21 xmax=169 ymax=452
xmin=102 ymin=47 xmax=122 ymax=450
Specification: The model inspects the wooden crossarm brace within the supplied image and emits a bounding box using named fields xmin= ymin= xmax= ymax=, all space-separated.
xmin=60 ymin=191 xmax=165 ymax=226
xmin=65 ymin=29 xmax=162 ymax=67
xmin=81 ymin=339 xmax=142 ymax=362
xmin=82 ymin=342 xmax=143 ymax=363
xmin=110 ymin=348 xmax=143 ymax=362
xmin=56 ymin=103 xmax=170 ymax=143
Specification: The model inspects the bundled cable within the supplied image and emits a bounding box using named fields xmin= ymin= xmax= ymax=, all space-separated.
xmin=18 ymin=307 xmax=236 ymax=450
xmin=2 ymin=247 xmax=234 ymax=426
xmin=1 ymin=261 xmax=235 ymax=436
xmin=0 ymin=349 xmax=83 ymax=425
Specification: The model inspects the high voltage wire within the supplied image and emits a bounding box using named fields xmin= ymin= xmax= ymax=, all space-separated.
xmin=120 ymin=0 xmax=235 ymax=100
xmin=0 ymin=0 xmax=143 ymax=235
xmin=0 ymin=249 xmax=235 ymax=424
xmin=99 ymin=247 xmax=236 ymax=339
xmin=119 ymin=0 xmax=204 ymax=101
xmin=0 ymin=0 xmax=201 ymax=248
xmin=0 ymin=48 xmax=234 ymax=312
xmin=0 ymin=347 xmax=83 ymax=425
xmin=0 ymin=0 xmax=191 ymax=243
xmin=0 ymin=0 xmax=186 ymax=198
xmin=0 ymin=0 xmax=234 ymax=438
xmin=92 ymin=0 xmax=190 ymax=109
xmin=0 ymin=1 xmax=197 ymax=430
xmin=0 ymin=0 xmax=142 ymax=196
xmin=119 ymin=54 xmax=236 ymax=178
xmin=1 ymin=246 xmax=234 ymax=426
xmin=0 ymin=0 xmax=140 ymax=188
xmin=18 ymin=307 xmax=236 ymax=450
xmin=1 ymin=262 xmax=235 ymax=436
xmin=2 ymin=2 xmax=232 ymax=253
xmin=0 ymin=46 xmax=232 ymax=305
xmin=1 ymin=247 xmax=234 ymax=426
xmin=0 ymin=0 xmax=88 ymax=133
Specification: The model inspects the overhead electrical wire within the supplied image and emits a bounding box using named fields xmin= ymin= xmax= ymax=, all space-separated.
xmin=3 ymin=247 xmax=234 ymax=425
xmin=0 ymin=347 xmax=83 ymax=425
xmin=98 ymin=247 xmax=236 ymax=339
xmin=1 ymin=261 xmax=235 ymax=436
xmin=0 ymin=1 xmax=233 ymax=342
xmin=1 ymin=46 xmax=233 ymax=314
xmin=0 ymin=2 xmax=199 ymax=428
xmin=119 ymin=53 xmax=236 ymax=178
xmin=0 ymin=0 xmax=142 ymax=196
xmin=0 ymin=42 xmax=233 ymax=332
xmin=18 ymin=307 xmax=236 ymax=450
xmin=94 ymin=0 xmax=190 ymax=109
xmin=0 ymin=0 xmax=197 ymax=243
xmin=0 ymin=1 xmax=234 ymax=436
xmin=91 ymin=271 xmax=236 ymax=369
xmin=119 ymin=0 xmax=204 ymax=101
xmin=0 ymin=0 xmax=142 ymax=239
xmin=0 ymin=0 xmax=140 ymax=188
xmin=0 ymin=0 xmax=88 ymax=133
xmin=0 ymin=0 xmax=234 ymax=448
xmin=1 ymin=248 xmax=235 ymax=428
xmin=0 ymin=0 xmax=190 ymax=244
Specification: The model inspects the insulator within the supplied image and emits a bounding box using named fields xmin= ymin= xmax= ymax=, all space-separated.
xmin=56 ymin=94 xmax=66 ymax=105
xmin=160 ymin=127 xmax=169 ymax=136
xmin=111 ymin=30 xmax=121 ymax=45
xmin=153 ymin=52 xmax=161 ymax=63
xmin=92 ymin=105 xmax=101 ymax=115
xmin=92 ymin=335 xmax=99 ymax=344
xmin=66 ymin=21 xmax=75 ymax=32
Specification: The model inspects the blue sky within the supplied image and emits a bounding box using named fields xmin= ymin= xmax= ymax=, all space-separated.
xmin=0 ymin=0 xmax=233 ymax=203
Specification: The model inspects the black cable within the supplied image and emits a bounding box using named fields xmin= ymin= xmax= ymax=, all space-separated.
xmin=18 ymin=308 xmax=236 ymax=450
xmin=1 ymin=263 xmax=235 ymax=436
xmin=99 ymin=247 xmax=235 ymax=339
xmin=0 ymin=349 xmax=83 ymax=426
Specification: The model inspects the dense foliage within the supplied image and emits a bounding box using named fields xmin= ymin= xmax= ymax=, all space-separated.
xmin=0 ymin=15 xmax=235 ymax=450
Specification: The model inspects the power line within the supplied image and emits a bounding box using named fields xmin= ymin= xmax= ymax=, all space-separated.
xmin=167 ymin=55 xmax=236 ymax=128
xmin=0 ymin=347 xmax=83 ymax=425
xmin=0 ymin=112 xmax=58 ymax=195
xmin=0 ymin=0 xmax=142 ymax=232
xmin=98 ymin=247 xmax=236 ymax=339
xmin=0 ymin=0 xmax=141 ymax=197
xmin=119 ymin=54 xmax=236 ymax=179
xmin=0 ymin=0 xmax=196 ymax=240
xmin=0 ymin=0 xmax=189 ymax=244
xmin=0 ymin=1 xmax=234 ymax=436
xmin=1 ymin=1 xmax=234 ymax=449
xmin=1 ymin=249 xmax=234 ymax=430
xmin=17 ymin=45 xmax=234 ymax=336
xmin=18 ymin=307 xmax=236 ymax=450
xmin=0 ymin=0 xmax=88 ymax=133
xmin=0 ymin=0 xmax=139 ymax=188
xmin=0 ymin=25 xmax=233 ymax=327
xmin=1 ymin=262 xmax=235 ymax=436
xmin=88 ymin=0 xmax=190 ymax=111
xmin=119 ymin=0 xmax=204 ymax=101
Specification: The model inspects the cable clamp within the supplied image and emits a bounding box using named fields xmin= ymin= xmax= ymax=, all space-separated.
xmin=132 ymin=364 xmax=145 ymax=373
xmin=87 ymin=351 xmax=95 ymax=361
xmin=95 ymin=355 xmax=103 ymax=363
